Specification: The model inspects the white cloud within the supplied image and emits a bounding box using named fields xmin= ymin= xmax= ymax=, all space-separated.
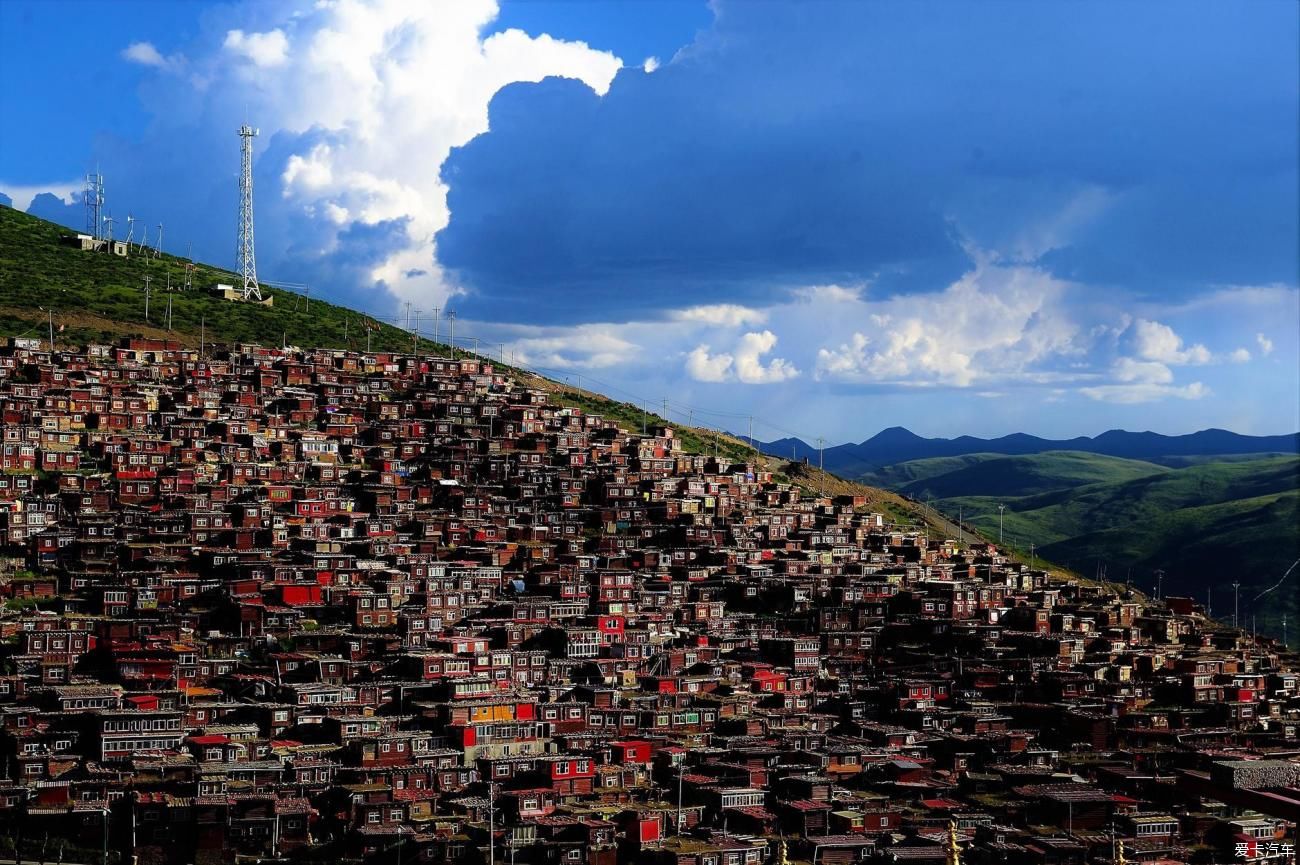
xmin=686 ymin=331 xmax=798 ymax=384
xmin=185 ymin=0 xmax=622 ymax=312
xmin=1079 ymin=355 xmax=1206 ymax=403
xmin=733 ymin=331 xmax=799 ymax=383
xmin=0 ymin=180 xmax=81 ymax=212
xmin=122 ymin=41 xmax=176 ymax=69
xmin=643 ymin=56 xmax=660 ymax=73
xmin=223 ymin=28 xmax=289 ymax=68
xmin=1112 ymin=357 xmax=1173 ymax=384
xmin=491 ymin=324 xmax=639 ymax=370
xmin=1130 ymin=318 xmax=1211 ymax=365
xmin=1229 ymin=347 xmax=1251 ymax=363
xmin=1080 ymin=380 xmax=1208 ymax=404
xmin=323 ymin=202 xmax=350 ymax=225
xmin=685 ymin=345 xmax=734 ymax=383
xmin=672 ymin=304 xmax=767 ymax=327
xmin=793 ymin=284 xmax=863 ymax=304
xmin=813 ymin=262 xmax=1079 ymax=387
xmin=282 ymin=144 xmax=334 ymax=193
xmin=1257 ymin=333 xmax=1274 ymax=355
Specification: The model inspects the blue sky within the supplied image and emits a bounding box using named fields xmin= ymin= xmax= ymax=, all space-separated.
xmin=1 ymin=0 xmax=1296 ymax=444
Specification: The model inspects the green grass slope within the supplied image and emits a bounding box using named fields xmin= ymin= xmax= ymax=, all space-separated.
xmin=867 ymin=450 xmax=1171 ymax=499
xmin=946 ymin=455 xmax=1298 ymax=541
xmin=1039 ymin=490 xmax=1299 ymax=637
xmin=931 ymin=456 xmax=1299 ymax=636
xmin=0 ymin=204 xmax=441 ymax=354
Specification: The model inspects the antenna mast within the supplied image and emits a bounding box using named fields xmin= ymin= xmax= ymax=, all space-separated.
xmin=237 ymin=125 xmax=262 ymax=301
xmin=83 ymin=171 xmax=104 ymax=240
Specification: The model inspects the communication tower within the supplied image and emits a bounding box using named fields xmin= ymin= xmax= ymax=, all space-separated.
xmin=236 ymin=125 xmax=262 ymax=301
xmin=83 ymin=172 xmax=104 ymax=240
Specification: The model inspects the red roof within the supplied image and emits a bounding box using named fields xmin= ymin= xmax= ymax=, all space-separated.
xmin=920 ymin=798 xmax=962 ymax=810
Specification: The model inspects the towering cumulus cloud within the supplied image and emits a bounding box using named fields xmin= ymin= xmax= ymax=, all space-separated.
xmin=83 ymin=0 xmax=622 ymax=313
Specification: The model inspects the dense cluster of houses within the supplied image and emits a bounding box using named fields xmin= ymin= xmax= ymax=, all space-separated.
xmin=0 ymin=336 xmax=1295 ymax=865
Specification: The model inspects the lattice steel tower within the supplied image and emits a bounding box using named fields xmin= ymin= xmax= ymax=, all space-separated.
xmin=83 ymin=172 xmax=104 ymax=240
xmin=236 ymin=125 xmax=262 ymax=301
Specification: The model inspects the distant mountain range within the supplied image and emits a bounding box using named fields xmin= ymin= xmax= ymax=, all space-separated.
xmin=754 ymin=427 xmax=1300 ymax=478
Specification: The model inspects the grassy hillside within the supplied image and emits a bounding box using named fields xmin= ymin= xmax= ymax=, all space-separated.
xmin=1040 ymin=490 xmax=1298 ymax=637
xmin=865 ymin=450 xmax=1171 ymax=499
xmin=943 ymin=455 xmax=1298 ymax=542
xmin=907 ymin=454 xmax=1300 ymax=638
xmin=0 ymin=204 xmax=442 ymax=355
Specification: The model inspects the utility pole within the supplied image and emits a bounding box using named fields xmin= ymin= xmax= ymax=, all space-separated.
xmin=998 ymin=504 xmax=1006 ymax=544
xmin=816 ymin=434 xmax=826 ymax=496
xmin=641 ymin=401 xmax=647 ymax=436
xmin=488 ymin=781 xmax=495 ymax=865
xmin=48 ymin=309 xmax=55 ymax=354
xmin=1233 ymin=580 xmax=1240 ymax=629
xmin=432 ymin=307 xmax=440 ymax=345
xmin=747 ymin=416 xmax=755 ymax=457
xmin=1154 ymin=569 xmax=1164 ymax=601
xmin=957 ymin=505 xmax=963 ymax=545
xmin=200 ymin=316 xmax=206 ymax=359
xmin=143 ymin=275 xmax=152 ymax=321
